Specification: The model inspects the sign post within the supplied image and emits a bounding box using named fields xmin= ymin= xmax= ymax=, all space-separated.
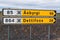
xmin=2 ymin=8 xmax=56 ymax=40
xmin=48 ymin=25 xmax=50 ymax=40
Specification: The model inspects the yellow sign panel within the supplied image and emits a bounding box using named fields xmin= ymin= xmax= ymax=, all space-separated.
xmin=22 ymin=10 xmax=56 ymax=16
xmin=21 ymin=18 xmax=56 ymax=24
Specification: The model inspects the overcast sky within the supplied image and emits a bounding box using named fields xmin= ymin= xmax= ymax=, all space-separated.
xmin=0 ymin=0 xmax=60 ymax=13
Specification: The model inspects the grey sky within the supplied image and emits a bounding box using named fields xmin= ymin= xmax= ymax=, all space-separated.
xmin=0 ymin=0 xmax=60 ymax=13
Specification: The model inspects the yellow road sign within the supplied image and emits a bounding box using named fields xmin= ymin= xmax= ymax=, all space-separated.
xmin=3 ymin=9 xmax=56 ymax=16
xmin=22 ymin=18 xmax=56 ymax=24
xmin=3 ymin=18 xmax=56 ymax=24
xmin=22 ymin=10 xmax=56 ymax=16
